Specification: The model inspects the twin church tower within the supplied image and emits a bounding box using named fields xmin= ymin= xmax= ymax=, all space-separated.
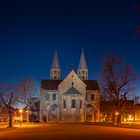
xmin=50 ymin=49 xmax=88 ymax=80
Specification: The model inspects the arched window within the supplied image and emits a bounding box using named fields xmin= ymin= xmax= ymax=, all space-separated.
xmin=71 ymin=82 xmax=74 ymax=86
xmin=91 ymin=94 xmax=94 ymax=101
xmin=63 ymin=100 xmax=66 ymax=108
xmin=82 ymin=70 xmax=85 ymax=74
xmin=71 ymin=99 xmax=76 ymax=108
xmin=80 ymin=100 xmax=82 ymax=108
xmin=46 ymin=94 xmax=50 ymax=100
xmin=82 ymin=76 xmax=85 ymax=80
xmin=52 ymin=94 xmax=56 ymax=100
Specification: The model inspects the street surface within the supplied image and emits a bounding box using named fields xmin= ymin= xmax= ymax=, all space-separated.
xmin=0 ymin=124 xmax=140 ymax=140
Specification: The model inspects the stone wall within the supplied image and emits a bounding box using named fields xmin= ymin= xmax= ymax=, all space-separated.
xmin=60 ymin=94 xmax=85 ymax=121
xmin=58 ymin=70 xmax=86 ymax=95
xmin=40 ymin=89 xmax=59 ymax=122
xmin=86 ymin=90 xmax=100 ymax=122
xmin=40 ymin=70 xmax=100 ymax=122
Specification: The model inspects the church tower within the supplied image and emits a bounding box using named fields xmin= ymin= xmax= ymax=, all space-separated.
xmin=77 ymin=48 xmax=88 ymax=80
xmin=50 ymin=49 xmax=61 ymax=80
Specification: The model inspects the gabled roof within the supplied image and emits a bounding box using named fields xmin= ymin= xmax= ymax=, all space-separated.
xmin=41 ymin=80 xmax=62 ymax=90
xmin=63 ymin=87 xmax=82 ymax=95
xmin=51 ymin=49 xmax=60 ymax=69
xmin=78 ymin=48 xmax=88 ymax=69
xmin=41 ymin=79 xmax=100 ymax=90
xmin=83 ymin=80 xmax=100 ymax=90
xmin=58 ymin=68 xmax=86 ymax=90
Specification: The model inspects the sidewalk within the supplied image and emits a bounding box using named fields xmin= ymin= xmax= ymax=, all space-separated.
xmin=1 ymin=121 xmax=140 ymax=129
xmin=0 ymin=122 xmax=49 ymax=128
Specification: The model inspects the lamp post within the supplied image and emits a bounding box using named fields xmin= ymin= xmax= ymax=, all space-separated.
xmin=26 ymin=107 xmax=29 ymax=124
xmin=19 ymin=109 xmax=23 ymax=126
xmin=115 ymin=112 xmax=119 ymax=125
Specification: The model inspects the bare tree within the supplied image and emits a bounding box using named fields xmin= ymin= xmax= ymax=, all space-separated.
xmin=18 ymin=78 xmax=35 ymax=123
xmin=100 ymin=54 xmax=138 ymax=125
xmin=0 ymin=83 xmax=19 ymax=127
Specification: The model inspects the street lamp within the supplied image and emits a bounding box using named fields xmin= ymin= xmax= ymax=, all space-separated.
xmin=19 ymin=109 xmax=23 ymax=126
xmin=115 ymin=112 xmax=119 ymax=116
xmin=115 ymin=112 xmax=119 ymax=125
xmin=26 ymin=109 xmax=29 ymax=124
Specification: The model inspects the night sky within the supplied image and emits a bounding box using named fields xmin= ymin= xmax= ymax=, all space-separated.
xmin=0 ymin=0 xmax=140 ymax=95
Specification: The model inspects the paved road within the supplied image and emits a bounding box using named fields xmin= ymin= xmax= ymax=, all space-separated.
xmin=0 ymin=125 xmax=140 ymax=140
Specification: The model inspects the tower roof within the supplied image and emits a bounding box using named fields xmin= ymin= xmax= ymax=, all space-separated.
xmin=78 ymin=48 xmax=88 ymax=69
xmin=51 ymin=49 xmax=60 ymax=69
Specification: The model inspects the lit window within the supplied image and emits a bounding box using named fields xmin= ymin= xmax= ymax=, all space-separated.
xmin=52 ymin=94 xmax=56 ymax=100
xmin=71 ymin=99 xmax=76 ymax=108
xmin=54 ymin=70 xmax=57 ymax=74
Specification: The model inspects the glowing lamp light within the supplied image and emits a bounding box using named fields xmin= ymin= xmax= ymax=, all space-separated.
xmin=19 ymin=109 xmax=23 ymax=113
xmin=115 ymin=112 xmax=119 ymax=116
xmin=128 ymin=115 xmax=134 ymax=121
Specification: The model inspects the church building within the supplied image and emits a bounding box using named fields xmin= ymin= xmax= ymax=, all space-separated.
xmin=40 ymin=49 xmax=100 ymax=122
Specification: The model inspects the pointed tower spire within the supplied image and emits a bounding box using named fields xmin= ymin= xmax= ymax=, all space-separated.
xmin=77 ymin=48 xmax=88 ymax=80
xmin=50 ymin=49 xmax=61 ymax=80
xmin=51 ymin=49 xmax=60 ymax=69
xmin=78 ymin=48 xmax=88 ymax=69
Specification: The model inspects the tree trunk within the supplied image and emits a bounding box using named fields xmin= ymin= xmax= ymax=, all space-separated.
xmin=117 ymin=113 xmax=121 ymax=126
xmin=26 ymin=107 xmax=29 ymax=124
xmin=8 ymin=108 xmax=13 ymax=128
xmin=112 ymin=112 xmax=115 ymax=123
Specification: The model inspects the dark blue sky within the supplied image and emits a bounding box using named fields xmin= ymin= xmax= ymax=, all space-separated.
xmin=0 ymin=0 xmax=140 ymax=95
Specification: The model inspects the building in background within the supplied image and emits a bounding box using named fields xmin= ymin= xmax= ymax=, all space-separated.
xmin=100 ymin=100 xmax=135 ymax=122
xmin=40 ymin=49 xmax=100 ymax=122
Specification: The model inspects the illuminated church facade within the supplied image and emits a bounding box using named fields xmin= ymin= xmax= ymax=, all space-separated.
xmin=40 ymin=49 xmax=100 ymax=122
